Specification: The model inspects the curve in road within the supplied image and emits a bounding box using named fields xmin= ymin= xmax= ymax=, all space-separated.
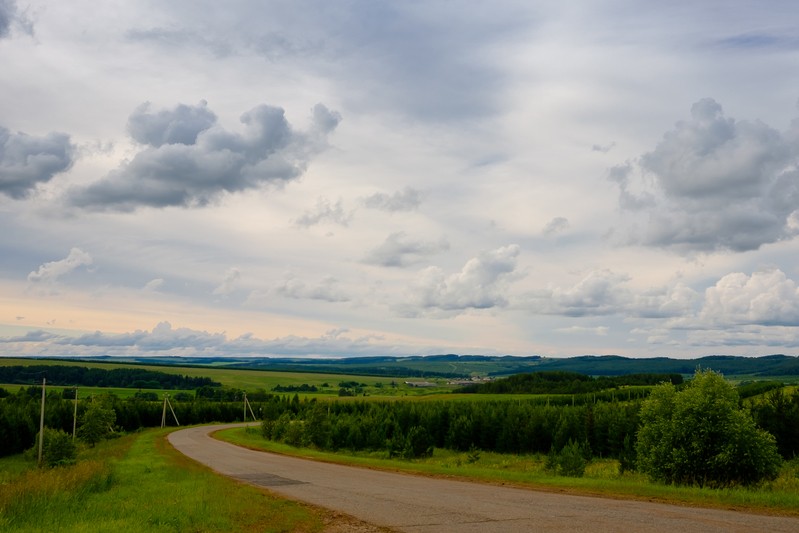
xmin=169 ymin=424 xmax=799 ymax=533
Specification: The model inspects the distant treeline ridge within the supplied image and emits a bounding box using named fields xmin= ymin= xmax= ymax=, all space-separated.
xmin=0 ymin=365 xmax=220 ymax=390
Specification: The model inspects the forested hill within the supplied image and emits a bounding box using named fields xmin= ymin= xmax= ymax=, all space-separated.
xmin=64 ymin=353 xmax=799 ymax=378
xmin=20 ymin=354 xmax=799 ymax=379
xmin=0 ymin=365 xmax=220 ymax=389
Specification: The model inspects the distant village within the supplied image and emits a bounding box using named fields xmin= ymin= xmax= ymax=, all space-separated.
xmin=404 ymin=376 xmax=494 ymax=388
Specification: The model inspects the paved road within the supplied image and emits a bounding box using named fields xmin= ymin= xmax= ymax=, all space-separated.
xmin=169 ymin=424 xmax=799 ymax=533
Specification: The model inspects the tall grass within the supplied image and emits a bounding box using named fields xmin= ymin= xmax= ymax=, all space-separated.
xmin=0 ymin=429 xmax=326 ymax=532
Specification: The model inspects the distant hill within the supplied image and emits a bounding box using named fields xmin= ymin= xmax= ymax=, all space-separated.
xmin=25 ymin=353 xmax=799 ymax=379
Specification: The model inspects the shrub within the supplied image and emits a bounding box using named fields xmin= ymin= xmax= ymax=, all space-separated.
xmin=636 ymin=369 xmax=782 ymax=488
xmin=34 ymin=428 xmax=77 ymax=467
xmin=79 ymin=401 xmax=117 ymax=447
xmin=546 ymin=440 xmax=587 ymax=477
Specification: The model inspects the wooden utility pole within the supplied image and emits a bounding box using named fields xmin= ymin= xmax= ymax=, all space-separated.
xmin=244 ymin=394 xmax=257 ymax=422
xmin=72 ymin=387 xmax=78 ymax=439
xmin=161 ymin=394 xmax=180 ymax=427
xmin=38 ymin=378 xmax=46 ymax=467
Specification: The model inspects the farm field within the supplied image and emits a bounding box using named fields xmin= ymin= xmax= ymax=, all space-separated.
xmin=0 ymin=357 xmax=455 ymax=397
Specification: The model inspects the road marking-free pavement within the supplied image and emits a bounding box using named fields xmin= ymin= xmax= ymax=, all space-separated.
xmin=169 ymin=424 xmax=799 ymax=533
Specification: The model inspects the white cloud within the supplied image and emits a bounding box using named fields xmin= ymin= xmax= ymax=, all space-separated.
xmin=364 ymin=232 xmax=449 ymax=267
xmin=67 ymin=102 xmax=339 ymax=211
xmin=524 ymin=271 xmax=698 ymax=319
xmin=213 ymin=267 xmax=241 ymax=297
xmin=0 ymin=321 xmax=423 ymax=357
xmin=271 ymin=274 xmax=350 ymax=303
xmin=699 ymin=268 xmax=799 ymax=326
xmin=361 ymin=187 xmax=422 ymax=212
xmin=611 ymin=98 xmax=799 ymax=252
xmin=527 ymin=270 xmax=631 ymax=317
xmin=401 ymin=245 xmax=521 ymax=316
xmin=143 ymin=278 xmax=164 ymax=291
xmin=27 ymin=248 xmax=92 ymax=285
xmin=555 ymin=326 xmax=609 ymax=337
xmin=542 ymin=217 xmax=569 ymax=236
xmin=294 ymin=197 xmax=352 ymax=227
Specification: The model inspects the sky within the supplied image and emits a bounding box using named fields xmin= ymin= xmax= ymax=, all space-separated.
xmin=2 ymin=1 xmax=799 ymax=359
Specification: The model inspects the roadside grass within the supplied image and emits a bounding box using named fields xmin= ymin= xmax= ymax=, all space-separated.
xmin=217 ymin=426 xmax=799 ymax=517
xmin=0 ymin=428 xmax=325 ymax=532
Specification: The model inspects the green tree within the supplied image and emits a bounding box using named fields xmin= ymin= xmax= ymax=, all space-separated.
xmin=35 ymin=428 xmax=77 ymax=467
xmin=636 ymin=369 xmax=781 ymax=488
xmin=78 ymin=401 xmax=117 ymax=447
xmin=546 ymin=439 xmax=587 ymax=477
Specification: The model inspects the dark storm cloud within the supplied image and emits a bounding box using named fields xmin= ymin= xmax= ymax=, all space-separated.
xmin=67 ymin=101 xmax=340 ymax=211
xmin=0 ymin=127 xmax=75 ymax=199
xmin=612 ymin=98 xmax=799 ymax=252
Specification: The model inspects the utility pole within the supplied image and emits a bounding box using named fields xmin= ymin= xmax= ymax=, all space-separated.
xmin=161 ymin=394 xmax=180 ymax=427
xmin=72 ymin=387 xmax=78 ymax=439
xmin=38 ymin=378 xmax=46 ymax=467
xmin=161 ymin=394 xmax=167 ymax=428
xmin=243 ymin=392 xmax=247 ymax=423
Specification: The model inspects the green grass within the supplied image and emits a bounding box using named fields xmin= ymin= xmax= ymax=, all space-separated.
xmin=216 ymin=426 xmax=799 ymax=517
xmin=0 ymin=428 xmax=327 ymax=532
xmin=0 ymin=357 xmax=454 ymax=397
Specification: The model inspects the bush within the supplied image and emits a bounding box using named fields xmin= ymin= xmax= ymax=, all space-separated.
xmin=79 ymin=401 xmax=117 ymax=447
xmin=546 ymin=440 xmax=587 ymax=477
xmin=636 ymin=369 xmax=782 ymax=488
xmin=34 ymin=428 xmax=77 ymax=467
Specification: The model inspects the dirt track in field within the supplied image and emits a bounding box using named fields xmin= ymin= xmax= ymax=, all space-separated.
xmin=169 ymin=424 xmax=799 ymax=533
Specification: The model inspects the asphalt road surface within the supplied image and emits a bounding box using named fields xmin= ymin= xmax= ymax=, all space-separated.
xmin=169 ymin=424 xmax=799 ymax=533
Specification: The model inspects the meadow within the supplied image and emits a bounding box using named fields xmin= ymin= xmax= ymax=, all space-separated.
xmin=0 ymin=428 xmax=333 ymax=532
xmin=0 ymin=357 xmax=453 ymax=397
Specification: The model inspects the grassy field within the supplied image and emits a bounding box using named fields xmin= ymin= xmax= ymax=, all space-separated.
xmin=216 ymin=426 xmax=799 ymax=517
xmin=0 ymin=428 xmax=333 ymax=532
xmin=0 ymin=356 xmax=455 ymax=397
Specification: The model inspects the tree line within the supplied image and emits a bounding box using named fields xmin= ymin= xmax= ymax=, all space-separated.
xmin=3 ymin=368 xmax=798 ymax=488
xmin=0 ymin=386 xmax=252 ymax=457
xmin=257 ymin=373 xmax=799 ymax=487
xmin=456 ymin=371 xmax=683 ymax=394
xmin=0 ymin=365 xmax=220 ymax=390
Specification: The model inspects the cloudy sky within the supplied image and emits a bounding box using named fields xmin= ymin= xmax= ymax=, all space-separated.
xmin=2 ymin=0 xmax=799 ymax=359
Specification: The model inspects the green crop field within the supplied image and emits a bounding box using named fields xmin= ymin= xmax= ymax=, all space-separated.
xmin=0 ymin=357 xmax=456 ymax=398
